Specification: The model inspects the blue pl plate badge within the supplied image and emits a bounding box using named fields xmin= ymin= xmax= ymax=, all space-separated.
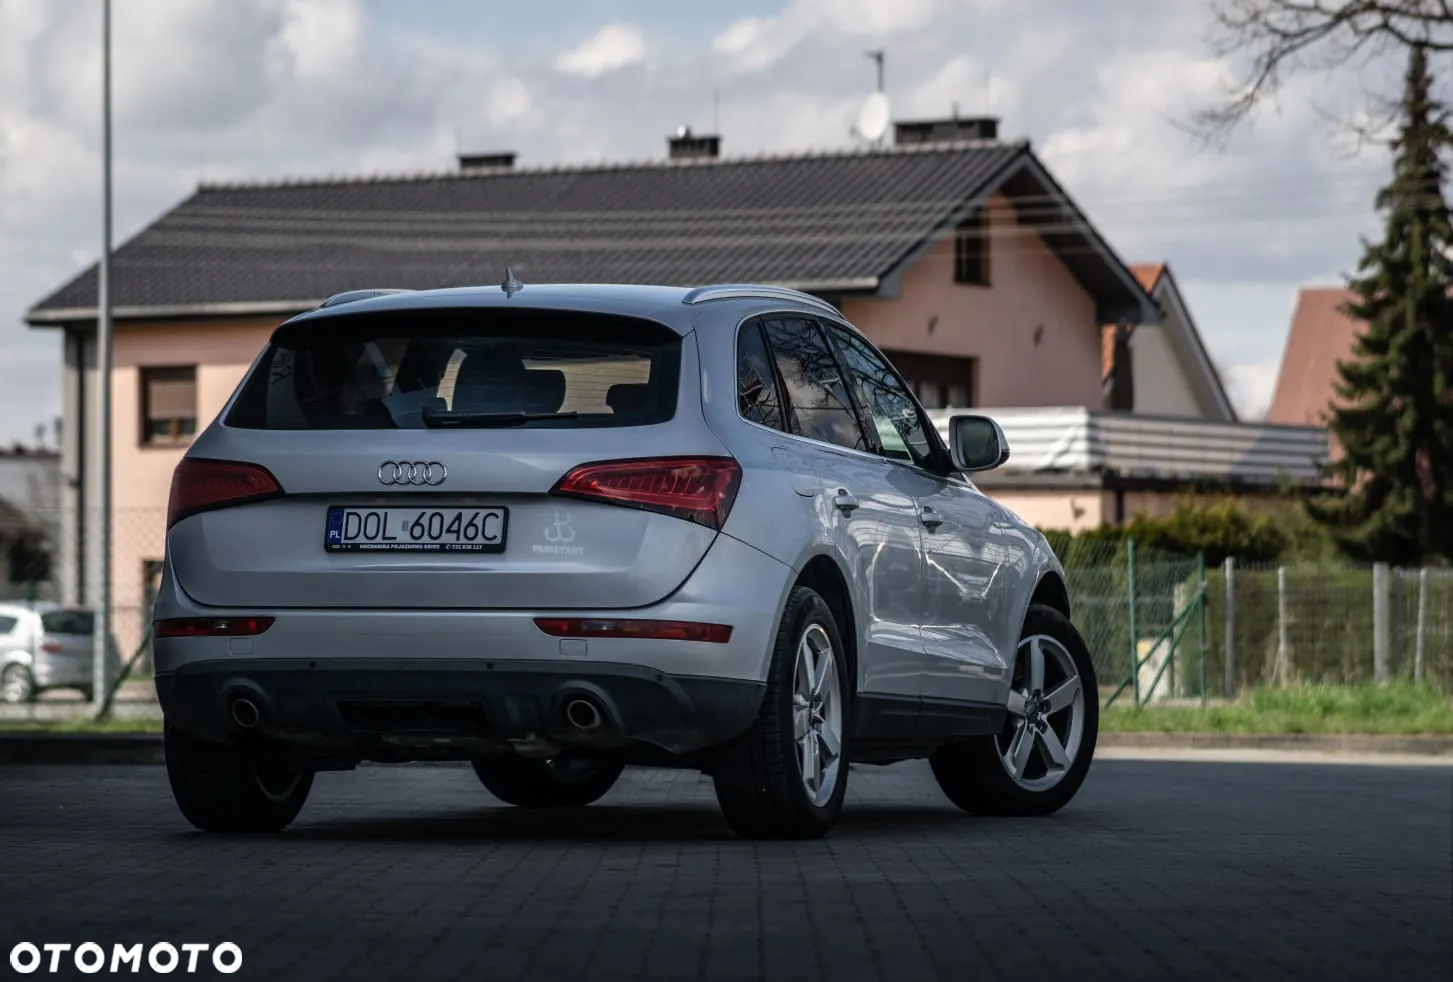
xmin=326 ymin=508 xmax=343 ymax=545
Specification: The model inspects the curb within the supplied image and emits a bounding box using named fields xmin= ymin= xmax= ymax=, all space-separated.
xmin=2 ymin=731 xmax=1451 ymax=764
xmin=1098 ymin=732 xmax=1453 ymax=756
xmin=0 ymin=732 xmax=163 ymax=765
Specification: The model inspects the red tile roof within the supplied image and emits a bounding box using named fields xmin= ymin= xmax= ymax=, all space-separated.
xmin=1266 ymin=287 xmax=1361 ymax=426
xmin=1129 ymin=263 xmax=1166 ymax=294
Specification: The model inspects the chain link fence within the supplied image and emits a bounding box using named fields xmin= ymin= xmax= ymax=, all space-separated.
xmin=1 ymin=507 xmax=165 ymax=678
xmin=3 ymin=503 xmax=1451 ymax=711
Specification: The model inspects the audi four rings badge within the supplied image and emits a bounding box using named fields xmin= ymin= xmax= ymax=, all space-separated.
xmin=377 ymin=461 xmax=447 ymax=486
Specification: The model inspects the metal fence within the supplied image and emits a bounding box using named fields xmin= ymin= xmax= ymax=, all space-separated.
xmin=3 ymin=504 xmax=1451 ymax=706
xmin=1 ymin=507 xmax=166 ymax=675
xmin=1052 ymin=541 xmax=1453 ymax=705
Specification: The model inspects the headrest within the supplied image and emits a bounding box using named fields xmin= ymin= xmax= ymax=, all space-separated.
xmin=606 ymin=383 xmax=655 ymax=417
xmin=452 ymin=350 xmax=567 ymax=416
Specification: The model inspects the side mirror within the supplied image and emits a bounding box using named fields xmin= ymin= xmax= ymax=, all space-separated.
xmin=948 ymin=414 xmax=1010 ymax=472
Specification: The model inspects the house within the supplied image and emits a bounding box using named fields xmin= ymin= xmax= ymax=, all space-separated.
xmin=1110 ymin=263 xmax=1237 ymax=421
xmin=1267 ymin=286 xmax=1360 ymax=428
xmin=26 ymin=113 xmax=1325 ymax=644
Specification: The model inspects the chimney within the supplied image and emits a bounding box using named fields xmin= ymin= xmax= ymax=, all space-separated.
xmin=667 ymin=126 xmax=721 ymax=160
xmin=458 ymin=151 xmax=517 ymax=174
xmin=893 ymin=115 xmax=999 ymax=146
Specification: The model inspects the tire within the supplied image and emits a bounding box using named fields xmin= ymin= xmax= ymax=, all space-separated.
xmin=163 ymin=724 xmax=314 ymax=832
xmin=712 ymin=586 xmax=851 ymax=840
xmin=471 ymin=755 xmax=624 ymax=807
xmin=930 ymin=604 xmax=1098 ymax=817
xmin=0 ymin=664 xmax=35 ymax=704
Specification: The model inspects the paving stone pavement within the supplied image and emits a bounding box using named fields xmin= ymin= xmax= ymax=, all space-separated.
xmin=0 ymin=758 xmax=1448 ymax=982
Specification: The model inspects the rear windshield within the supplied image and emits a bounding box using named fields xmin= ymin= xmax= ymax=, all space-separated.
xmin=226 ymin=310 xmax=682 ymax=430
xmin=41 ymin=610 xmax=93 ymax=635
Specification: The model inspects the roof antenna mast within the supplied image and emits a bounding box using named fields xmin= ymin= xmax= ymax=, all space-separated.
xmin=866 ymin=49 xmax=884 ymax=93
xmin=851 ymin=50 xmax=890 ymax=147
xmin=501 ymin=266 xmax=523 ymax=297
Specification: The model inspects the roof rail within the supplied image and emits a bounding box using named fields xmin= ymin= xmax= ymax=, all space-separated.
xmin=319 ymin=288 xmax=415 ymax=308
xmin=681 ymin=284 xmax=841 ymax=316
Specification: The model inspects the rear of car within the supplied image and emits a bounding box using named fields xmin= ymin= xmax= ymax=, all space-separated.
xmin=154 ymin=299 xmax=793 ymax=769
xmin=0 ymin=606 xmax=120 ymax=702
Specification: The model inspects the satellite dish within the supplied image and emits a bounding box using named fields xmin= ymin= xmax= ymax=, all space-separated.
xmin=856 ymin=91 xmax=890 ymax=143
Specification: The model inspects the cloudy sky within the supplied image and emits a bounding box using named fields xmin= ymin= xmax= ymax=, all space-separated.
xmin=0 ymin=0 xmax=1413 ymax=445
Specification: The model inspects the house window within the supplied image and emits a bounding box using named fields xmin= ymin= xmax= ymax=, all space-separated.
xmin=953 ymin=209 xmax=990 ymax=286
xmin=140 ymin=366 xmax=197 ymax=446
xmin=884 ymin=352 xmax=976 ymax=410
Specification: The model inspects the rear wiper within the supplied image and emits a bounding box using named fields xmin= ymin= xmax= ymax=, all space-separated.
xmin=421 ymin=408 xmax=581 ymax=428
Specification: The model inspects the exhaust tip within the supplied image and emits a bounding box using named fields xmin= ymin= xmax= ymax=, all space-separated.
xmin=563 ymin=697 xmax=603 ymax=732
xmin=230 ymin=697 xmax=260 ymax=729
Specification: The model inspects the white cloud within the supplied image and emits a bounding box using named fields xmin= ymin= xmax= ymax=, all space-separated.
xmin=0 ymin=0 xmax=1410 ymax=444
xmin=554 ymin=24 xmax=646 ymax=78
xmin=1222 ymin=359 xmax=1283 ymax=421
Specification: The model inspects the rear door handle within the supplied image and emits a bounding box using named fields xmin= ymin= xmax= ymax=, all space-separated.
xmin=833 ymin=489 xmax=860 ymax=514
xmin=919 ymin=506 xmax=944 ymax=529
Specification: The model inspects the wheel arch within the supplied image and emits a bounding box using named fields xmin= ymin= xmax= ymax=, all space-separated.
xmin=1028 ymin=570 xmax=1071 ymax=621
xmin=792 ymin=553 xmax=859 ymax=698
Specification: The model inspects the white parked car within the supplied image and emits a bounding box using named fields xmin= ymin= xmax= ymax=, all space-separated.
xmin=0 ymin=604 xmax=121 ymax=703
xmin=155 ymin=282 xmax=1098 ymax=839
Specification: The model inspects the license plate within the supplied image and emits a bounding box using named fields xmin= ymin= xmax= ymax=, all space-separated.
xmin=325 ymin=507 xmax=508 ymax=553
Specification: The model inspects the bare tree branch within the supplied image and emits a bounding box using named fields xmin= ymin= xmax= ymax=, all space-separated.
xmin=1195 ymin=0 xmax=1453 ymax=139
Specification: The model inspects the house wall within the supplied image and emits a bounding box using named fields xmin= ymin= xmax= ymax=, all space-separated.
xmin=841 ymin=194 xmax=1103 ymax=410
xmin=1129 ymin=323 xmax=1202 ymax=417
xmin=982 ymin=487 xmax=1109 ymax=533
xmin=106 ymin=319 xmax=275 ymax=653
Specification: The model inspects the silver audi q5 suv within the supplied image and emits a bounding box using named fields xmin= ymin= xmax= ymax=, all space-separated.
xmin=155 ymin=281 xmax=1097 ymax=839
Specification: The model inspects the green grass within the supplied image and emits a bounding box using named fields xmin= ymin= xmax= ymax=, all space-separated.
xmin=1102 ymin=682 xmax=1453 ymax=734
xmin=0 ymin=716 xmax=163 ymax=734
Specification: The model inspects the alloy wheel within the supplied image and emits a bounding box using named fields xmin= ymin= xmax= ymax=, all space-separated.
xmin=996 ymin=634 xmax=1085 ymax=792
xmin=791 ymin=622 xmax=843 ymax=806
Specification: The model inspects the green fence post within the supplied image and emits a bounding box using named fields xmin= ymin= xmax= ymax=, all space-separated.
xmin=1128 ymin=539 xmax=1140 ymax=708
xmin=1198 ymin=552 xmax=1208 ymax=707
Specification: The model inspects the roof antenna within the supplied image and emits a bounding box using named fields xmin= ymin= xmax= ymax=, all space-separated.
xmin=501 ymin=266 xmax=523 ymax=297
xmin=850 ymin=50 xmax=890 ymax=147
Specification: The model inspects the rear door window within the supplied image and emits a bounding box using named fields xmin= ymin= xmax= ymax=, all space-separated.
xmin=760 ymin=318 xmax=869 ymax=452
xmin=226 ymin=310 xmax=681 ymax=430
xmin=0 ymin=616 xmax=17 ymax=635
xmin=41 ymin=610 xmax=93 ymax=635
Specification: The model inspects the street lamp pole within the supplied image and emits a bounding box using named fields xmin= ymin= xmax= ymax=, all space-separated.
xmin=92 ymin=0 xmax=113 ymax=713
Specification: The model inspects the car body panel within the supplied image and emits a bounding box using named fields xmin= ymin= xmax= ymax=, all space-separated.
xmin=157 ymin=282 xmax=1078 ymax=760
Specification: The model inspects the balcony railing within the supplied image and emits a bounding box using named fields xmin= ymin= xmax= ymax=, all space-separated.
xmin=928 ymin=407 xmax=1329 ymax=484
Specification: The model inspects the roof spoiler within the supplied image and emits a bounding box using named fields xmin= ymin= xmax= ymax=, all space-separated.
xmin=319 ymin=288 xmax=415 ymax=308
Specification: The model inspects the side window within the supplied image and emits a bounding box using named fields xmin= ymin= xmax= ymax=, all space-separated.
xmin=0 ymin=616 xmax=17 ymax=635
xmin=761 ymin=318 xmax=868 ymax=452
xmin=736 ymin=321 xmax=786 ymax=430
xmin=827 ymin=325 xmax=936 ymax=470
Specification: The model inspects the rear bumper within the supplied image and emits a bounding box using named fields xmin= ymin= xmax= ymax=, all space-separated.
xmin=156 ymin=658 xmax=764 ymax=758
xmin=151 ymin=531 xmax=792 ymax=759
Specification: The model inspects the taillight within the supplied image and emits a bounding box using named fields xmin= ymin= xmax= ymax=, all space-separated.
xmin=533 ymin=618 xmax=733 ymax=643
xmin=167 ymin=458 xmax=283 ymax=528
xmin=551 ymin=456 xmax=741 ymax=530
xmin=155 ymin=617 xmax=275 ymax=639
xmin=39 ymin=640 xmax=62 ymax=654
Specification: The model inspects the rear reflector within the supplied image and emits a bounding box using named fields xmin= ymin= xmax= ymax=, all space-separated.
xmin=168 ymin=458 xmax=283 ymax=528
xmin=533 ymin=618 xmax=733 ymax=644
xmin=155 ymin=617 xmax=275 ymax=639
xmin=551 ymin=456 xmax=741 ymax=530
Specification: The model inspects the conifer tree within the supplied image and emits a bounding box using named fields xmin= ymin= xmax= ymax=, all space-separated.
xmin=1309 ymin=44 xmax=1453 ymax=564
